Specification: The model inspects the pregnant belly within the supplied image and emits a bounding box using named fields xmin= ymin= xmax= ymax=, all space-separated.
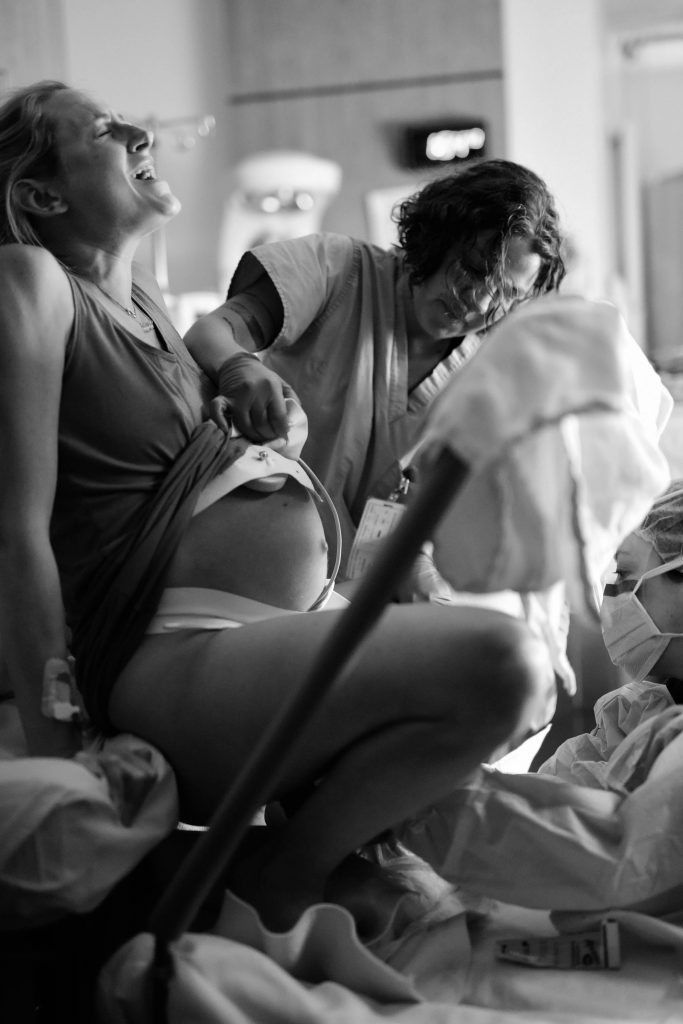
xmin=163 ymin=477 xmax=330 ymax=611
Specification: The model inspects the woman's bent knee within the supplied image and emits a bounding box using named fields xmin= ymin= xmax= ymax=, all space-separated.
xmin=489 ymin=620 xmax=557 ymax=738
xmin=445 ymin=617 xmax=555 ymax=750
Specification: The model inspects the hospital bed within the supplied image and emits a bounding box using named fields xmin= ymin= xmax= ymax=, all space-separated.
xmin=4 ymin=294 xmax=683 ymax=1022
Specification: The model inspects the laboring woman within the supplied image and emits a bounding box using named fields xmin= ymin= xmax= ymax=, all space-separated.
xmin=0 ymin=81 xmax=554 ymax=932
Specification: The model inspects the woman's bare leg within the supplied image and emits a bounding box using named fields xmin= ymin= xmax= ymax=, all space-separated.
xmin=109 ymin=604 xmax=555 ymax=929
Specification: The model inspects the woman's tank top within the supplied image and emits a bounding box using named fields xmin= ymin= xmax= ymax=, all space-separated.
xmin=52 ymin=269 xmax=208 ymax=616
xmin=51 ymin=269 xmax=242 ymax=727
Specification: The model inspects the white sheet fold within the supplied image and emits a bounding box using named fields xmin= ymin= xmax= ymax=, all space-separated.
xmin=417 ymin=295 xmax=672 ymax=618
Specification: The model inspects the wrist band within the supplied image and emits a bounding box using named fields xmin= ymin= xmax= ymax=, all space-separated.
xmin=41 ymin=655 xmax=82 ymax=723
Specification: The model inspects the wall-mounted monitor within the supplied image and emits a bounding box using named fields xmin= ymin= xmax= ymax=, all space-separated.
xmin=399 ymin=120 xmax=487 ymax=169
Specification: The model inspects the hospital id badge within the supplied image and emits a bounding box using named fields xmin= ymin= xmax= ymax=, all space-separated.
xmin=346 ymin=498 xmax=406 ymax=579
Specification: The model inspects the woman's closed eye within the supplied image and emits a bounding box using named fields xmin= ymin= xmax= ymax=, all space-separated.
xmin=94 ymin=110 xmax=121 ymax=138
xmin=94 ymin=117 xmax=112 ymax=138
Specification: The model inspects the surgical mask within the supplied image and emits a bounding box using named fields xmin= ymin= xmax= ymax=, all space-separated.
xmin=600 ymin=554 xmax=683 ymax=682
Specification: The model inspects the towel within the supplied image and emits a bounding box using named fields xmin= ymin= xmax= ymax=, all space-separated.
xmin=417 ymin=294 xmax=672 ymax=619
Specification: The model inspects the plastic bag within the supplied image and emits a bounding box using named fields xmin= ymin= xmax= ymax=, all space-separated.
xmin=399 ymin=707 xmax=683 ymax=913
xmin=0 ymin=732 xmax=178 ymax=926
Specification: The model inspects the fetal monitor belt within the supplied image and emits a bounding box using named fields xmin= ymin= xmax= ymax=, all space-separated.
xmin=192 ymin=444 xmax=314 ymax=516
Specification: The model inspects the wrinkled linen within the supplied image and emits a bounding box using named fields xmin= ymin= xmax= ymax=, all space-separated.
xmin=398 ymin=706 xmax=683 ymax=913
xmin=96 ymin=694 xmax=683 ymax=1022
xmin=0 ymin=729 xmax=177 ymax=927
xmin=464 ymin=902 xmax=683 ymax=1023
xmin=98 ymin=890 xmax=683 ymax=1023
xmin=539 ymin=679 xmax=675 ymax=787
xmin=418 ymin=295 xmax=672 ymax=619
xmin=99 ymin=866 xmax=477 ymax=1023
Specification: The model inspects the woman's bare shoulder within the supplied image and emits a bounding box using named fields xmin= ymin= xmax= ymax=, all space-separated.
xmin=0 ymin=242 xmax=68 ymax=287
xmin=0 ymin=244 xmax=73 ymax=333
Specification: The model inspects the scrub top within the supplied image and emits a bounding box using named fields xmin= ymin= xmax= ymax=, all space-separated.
xmin=229 ymin=233 xmax=481 ymax=568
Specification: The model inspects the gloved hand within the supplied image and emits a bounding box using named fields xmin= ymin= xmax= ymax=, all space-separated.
xmin=402 ymin=541 xmax=460 ymax=604
xmin=212 ymin=350 xmax=298 ymax=443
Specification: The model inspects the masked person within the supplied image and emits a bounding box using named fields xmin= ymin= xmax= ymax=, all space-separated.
xmin=539 ymin=480 xmax=683 ymax=784
xmin=393 ymin=482 xmax=683 ymax=915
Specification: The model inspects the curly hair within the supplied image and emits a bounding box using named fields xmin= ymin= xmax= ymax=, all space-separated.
xmin=0 ymin=79 xmax=69 ymax=246
xmin=394 ymin=158 xmax=566 ymax=325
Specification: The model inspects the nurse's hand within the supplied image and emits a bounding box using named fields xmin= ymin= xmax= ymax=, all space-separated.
xmin=399 ymin=541 xmax=460 ymax=604
xmin=216 ymin=351 xmax=298 ymax=443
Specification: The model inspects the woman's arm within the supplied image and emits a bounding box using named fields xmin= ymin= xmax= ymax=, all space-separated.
xmin=0 ymin=246 xmax=78 ymax=756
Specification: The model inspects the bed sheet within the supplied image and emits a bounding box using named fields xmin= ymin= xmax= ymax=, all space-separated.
xmin=0 ymin=700 xmax=178 ymax=925
xmin=5 ymin=693 xmax=681 ymax=1021
xmin=464 ymin=902 xmax=683 ymax=1022
xmin=99 ymin=887 xmax=683 ymax=1024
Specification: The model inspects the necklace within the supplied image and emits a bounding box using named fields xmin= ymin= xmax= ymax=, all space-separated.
xmin=94 ymin=283 xmax=155 ymax=334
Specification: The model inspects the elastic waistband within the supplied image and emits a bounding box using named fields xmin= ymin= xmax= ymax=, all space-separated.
xmin=145 ymin=585 xmax=349 ymax=634
xmin=145 ymin=587 xmax=298 ymax=633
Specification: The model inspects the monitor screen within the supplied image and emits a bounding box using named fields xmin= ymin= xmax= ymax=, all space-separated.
xmin=400 ymin=121 xmax=487 ymax=168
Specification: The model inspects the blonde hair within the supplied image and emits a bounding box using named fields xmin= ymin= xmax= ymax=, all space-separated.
xmin=0 ymin=80 xmax=69 ymax=246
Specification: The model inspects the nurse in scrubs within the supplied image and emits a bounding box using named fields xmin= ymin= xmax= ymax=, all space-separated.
xmin=185 ymin=159 xmax=566 ymax=577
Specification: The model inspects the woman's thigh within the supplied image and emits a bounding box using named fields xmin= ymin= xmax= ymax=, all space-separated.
xmin=109 ymin=603 xmax=548 ymax=814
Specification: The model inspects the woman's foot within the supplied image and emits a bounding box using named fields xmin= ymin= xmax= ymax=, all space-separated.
xmin=224 ymin=830 xmax=408 ymax=939
xmin=323 ymin=852 xmax=417 ymax=941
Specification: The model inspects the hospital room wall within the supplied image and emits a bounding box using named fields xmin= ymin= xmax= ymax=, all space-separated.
xmin=0 ymin=0 xmax=505 ymax=298
xmin=502 ymin=0 xmax=613 ymax=307
xmin=0 ymin=0 xmax=632 ymax=311
xmin=222 ymin=0 xmax=632 ymax=324
xmin=6 ymin=0 xmax=683 ymax=348
xmin=57 ymin=0 xmax=233 ymax=296
xmin=503 ymin=0 xmax=683 ymax=353
xmin=221 ymin=0 xmax=506 ymax=286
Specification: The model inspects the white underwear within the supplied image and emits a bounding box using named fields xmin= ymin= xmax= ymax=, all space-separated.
xmin=146 ymin=586 xmax=349 ymax=634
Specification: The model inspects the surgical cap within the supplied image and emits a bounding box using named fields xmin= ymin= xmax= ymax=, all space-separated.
xmin=638 ymin=481 xmax=683 ymax=562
